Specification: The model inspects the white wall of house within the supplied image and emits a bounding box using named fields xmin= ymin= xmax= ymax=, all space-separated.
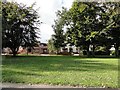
xmin=72 ymin=46 xmax=78 ymax=52
xmin=60 ymin=44 xmax=79 ymax=53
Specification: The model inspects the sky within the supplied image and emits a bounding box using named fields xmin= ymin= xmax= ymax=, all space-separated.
xmin=7 ymin=0 xmax=74 ymax=43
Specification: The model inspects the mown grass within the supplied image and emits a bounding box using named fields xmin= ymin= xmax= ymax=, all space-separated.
xmin=2 ymin=56 xmax=119 ymax=88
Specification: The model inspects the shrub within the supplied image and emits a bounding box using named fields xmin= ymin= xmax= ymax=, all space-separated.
xmin=58 ymin=52 xmax=71 ymax=55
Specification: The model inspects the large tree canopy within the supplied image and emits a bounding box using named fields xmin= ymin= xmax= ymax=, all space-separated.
xmin=2 ymin=1 xmax=40 ymax=56
xmin=52 ymin=1 xmax=120 ymax=57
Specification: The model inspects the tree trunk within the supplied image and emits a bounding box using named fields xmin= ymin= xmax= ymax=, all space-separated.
xmin=115 ymin=44 xmax=119 ymax=57
xmin=26 ymin=47 xmax=29 ymax=55
xmin=12 ymin=49 xmax=17 ymax=57
xmin=13 ymin=52 xmax=16 ymax=57
xmin=56 ymin=49 xmax=59 ymax=54
xmin=11 ymin=47 xmax=18 ymax=57
xmin=92 ymin=44 xmax=95 ymax=57
xmin=86 ymin=45 xmax=90 ymax=57
xmin=78 ymin=47 xmax=80 ymax=56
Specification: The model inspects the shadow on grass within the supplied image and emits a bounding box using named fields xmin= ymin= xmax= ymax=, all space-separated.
xmin=2 ymin=55 xmax=118 ymax=72
xmin=2 ymin=54 xmax=120 ymax=58
xmin=2 ymin=55 xmax=118 ymax=87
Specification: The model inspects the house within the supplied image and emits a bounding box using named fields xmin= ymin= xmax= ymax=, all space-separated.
xmin=2 ymin=43 xmax=49 ymax=55
xmin=2 ymin=47 xmax=12 ymax=55
xmin=29 ymin=43 xmax=49 ymax=54
xmin=60 ymin=44 xmax=80 ymax=55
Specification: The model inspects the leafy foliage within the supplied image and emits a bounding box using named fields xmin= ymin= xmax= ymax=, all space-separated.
xmin=52 ymin=2 xmax=120 ymax=57
xmin=51 ymin=8 xmax=67 ymax=53
xmin=47 ymin=38 xmax=56 ymax=54
xmin=2 ymin=2 xmax=40 ymax=56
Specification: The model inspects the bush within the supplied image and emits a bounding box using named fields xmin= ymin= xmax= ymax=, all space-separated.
xmin=110 ymin=50 xmax=120 ymax=55
xmin=83 ymin=51 xmax=93 ymax=55
xmin=95 ymin=51 xmax=110 ymax=55
xmin=57 ymin=52 xmax=71 ymax=55
xmin=83 ymin=51 xmax=87 ymax=55
xmin=83 ymin=51 xmax=110 ymax=55
xmin=111 ymin=50 xmax=115 ymax=55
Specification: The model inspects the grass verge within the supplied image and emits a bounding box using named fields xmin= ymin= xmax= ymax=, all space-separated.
xmin=2 ymin=56 xmax=118 ymax=88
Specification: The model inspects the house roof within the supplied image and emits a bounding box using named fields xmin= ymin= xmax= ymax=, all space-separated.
xmin=40 ymin=43 xmax=47 ymax=46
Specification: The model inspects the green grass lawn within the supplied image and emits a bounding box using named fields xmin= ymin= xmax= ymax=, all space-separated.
xmin=2 ymin=56 xmax=119 ymax=88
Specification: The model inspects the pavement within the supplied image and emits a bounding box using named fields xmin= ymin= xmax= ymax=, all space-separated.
xmin=0 ymin=83 xmax=119 ymax=90
xmin=1 ymin=83 xmax=82 ymax=88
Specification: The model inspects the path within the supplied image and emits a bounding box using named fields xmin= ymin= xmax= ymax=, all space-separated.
xmin=1 ymin=83 xmax=117 ymax=90
xmin=1 ymin=83 xmax=82 ymax=88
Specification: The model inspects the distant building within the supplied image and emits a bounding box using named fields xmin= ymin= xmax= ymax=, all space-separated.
xmin=60 ymin=44 xmax=80 ymax=54
xmin=2 ymin=42 xmax=49 ymax=55
xmin=32 ymin=43 xmax=49 ymax=54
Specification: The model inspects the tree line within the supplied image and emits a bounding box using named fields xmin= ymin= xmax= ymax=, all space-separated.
xmin=50 ymin=1 xmax=120 ymax=57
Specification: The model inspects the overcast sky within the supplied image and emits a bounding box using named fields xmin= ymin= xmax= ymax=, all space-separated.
xmin=7 ymin=0 xmax=74 ymax=43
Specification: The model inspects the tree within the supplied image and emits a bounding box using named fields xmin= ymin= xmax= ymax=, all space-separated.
xmin=62 ymin=2 xmax=120 ymax=57
xmin=52 ymin=8 xmax=67 ymax=54
xmin=52 ymin=1 xmax=120 ymax=57
xmin=2 ymin=2 xmax=40 ymax=56
xmin=47 ymin=38 xmax=56 ymax=54
xmin=106 ymin=2 xmax=120 ymax=57
xmin=98 ymin=2 xmax=120 ymax=57
xmin=52 ymin=21 xmax=65 ymax=54
xmin=65 ymin=2 xmax=103 ymax=57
